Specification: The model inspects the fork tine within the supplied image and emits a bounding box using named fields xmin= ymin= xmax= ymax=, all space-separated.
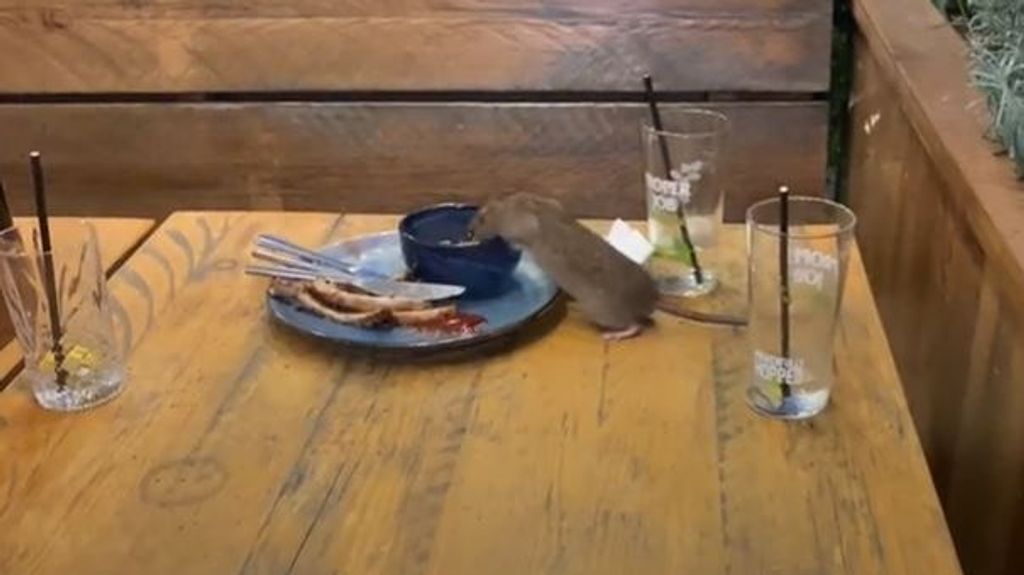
xmin=245 ymin=264 xmax=356 ymax=283
xmin=251 ymin=248 xmax=316 ymax=270
xmin=245 ymin=265 xmax=317 ymax=281
xmin=255 ymin=234 xmax=359 ymax=275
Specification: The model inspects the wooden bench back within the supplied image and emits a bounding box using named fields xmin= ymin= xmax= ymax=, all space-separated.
xmin=0 ymin=1 xmax=832 ymax=220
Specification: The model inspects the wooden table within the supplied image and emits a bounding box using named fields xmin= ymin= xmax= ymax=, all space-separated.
xmin=0 ymin=217 xmax=155 ymax=385
xmin=0 ymin=212 xmax=962 ymax=574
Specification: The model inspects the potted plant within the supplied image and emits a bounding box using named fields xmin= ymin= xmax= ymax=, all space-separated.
xmin=935 ymin=0 xmax=1023 ymax=176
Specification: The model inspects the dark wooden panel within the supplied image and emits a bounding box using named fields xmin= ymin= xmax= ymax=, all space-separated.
xmin=0 ymin=1 xmax=832 ymax=93
xmin=849 ymin=36 xmax=983 ymax=497
xmin=0 ymin=102 xmax=827 ymax=221
xmin=848 ymin=9 xmax=1024 ymax=573
xmin=946 ymin=278 xmax=1024 ymax=575
xmin=0 ymin=0 xmax=824 ymax=15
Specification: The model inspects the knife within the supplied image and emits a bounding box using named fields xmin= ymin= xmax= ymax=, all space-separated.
xmin=246 ymin=261 xmax=465 ymax=301
xmin=250 ymin=237 xmax=465 ymax=301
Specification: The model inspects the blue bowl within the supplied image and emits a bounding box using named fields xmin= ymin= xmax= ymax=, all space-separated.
xmin=399 ymin=204 xmax=522 ymax=297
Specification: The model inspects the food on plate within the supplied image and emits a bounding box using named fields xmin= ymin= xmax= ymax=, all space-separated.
xmin=390 ymin=305 xmax=458 ymax=325
xmin=297 ymin=291 xmax=391 ymax=327
xmin=307 ymin=279 xmax=427 ymax=312
xmin=269 ymin=278 xmax=483 ymax=334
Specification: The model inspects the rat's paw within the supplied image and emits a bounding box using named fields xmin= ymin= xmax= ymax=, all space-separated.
xmin=602 ymin=324 xmax=642 ymax=341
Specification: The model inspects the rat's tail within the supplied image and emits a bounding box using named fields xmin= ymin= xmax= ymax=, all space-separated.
xmin=655 ymin=296 xmax=746 ymax=327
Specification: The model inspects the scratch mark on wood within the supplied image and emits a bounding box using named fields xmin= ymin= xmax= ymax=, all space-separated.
xmin=597 ymin=340 xmax=610 ymax=425
xmin=285 ymin=461 xmax=362 ymax=575
xmin=827 ymin=486 xmax=851 ymax=572
xmin=547 ymin=413 xmax=570 ymax=573
xmin=191 ymin=349 xmax=267 ymax=454
xmin=236 ymin=359 xmax=352 ymax=575
xmin=383 ymin=366 xmax=484 ymax=573
xmin=59 ymin=464 xmax=114 ymax=525
xmin=711 ymin=331 xmax=739 ymax=573
xmin=211 ymin=259 xmax=238 ymax=272
xmin=0 ymin=463 xmax=15 ymax=516
xmin=852 ymin=464 xmax=889 ymax=566
xmin=322 ymin=214 xmax=347 ymax=243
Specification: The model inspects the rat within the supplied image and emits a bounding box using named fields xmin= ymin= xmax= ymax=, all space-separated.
xmin=470 ymin=192 xmax=658 ymax=340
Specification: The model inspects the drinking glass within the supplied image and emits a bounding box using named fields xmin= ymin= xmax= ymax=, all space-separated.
xmin=746 ymin=196 xmax=856 ymax=419
xmin=642 ymin=109 xmax=729 ymax=297
xmin=0 ymin=221 xmax=124 ymax=411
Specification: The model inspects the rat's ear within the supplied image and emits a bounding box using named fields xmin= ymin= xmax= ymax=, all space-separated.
xmin=501 ymin=210 xmax=541 ymax=241
xmin=530 ymin=194 xmax=563 ymax=211
xmin=481 ymin=188 xmax=517 ymax=208
xmin=469 ymin=205 xmax=493 ymax=239
xmin=507 ymin=192 xmax=562 ymax=214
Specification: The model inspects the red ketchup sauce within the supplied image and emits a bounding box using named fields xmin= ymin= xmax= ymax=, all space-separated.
xmin=414 ymin=312 xmax=487 ymax=335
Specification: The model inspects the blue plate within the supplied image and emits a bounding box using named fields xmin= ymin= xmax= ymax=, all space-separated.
xmin=267 ymin=232 xmax=559 ymax=350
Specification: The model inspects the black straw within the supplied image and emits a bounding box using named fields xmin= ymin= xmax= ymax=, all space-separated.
xmin=643 ymin=75 xmax=704 ymax=284
xmin=778 ymin=185 xmax=792 ymax=399
xmin=30 ymin=152 xmax=68 ymax=389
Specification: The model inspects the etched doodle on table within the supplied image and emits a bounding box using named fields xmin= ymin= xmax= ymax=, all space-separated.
xmin=139 ymin=457 xmax=228 ymax=508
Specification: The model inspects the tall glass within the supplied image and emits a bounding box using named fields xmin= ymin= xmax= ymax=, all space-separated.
xmin=0 ymin=221 xmax=124 ymax=411
xmin=642 ymin=109 xmax=728 ymax=297
xmin=746 ymin=197 xmax=856 ymax=419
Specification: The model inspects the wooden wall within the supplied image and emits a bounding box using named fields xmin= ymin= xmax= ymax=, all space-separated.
xmin=0 ymin=1 xmax=832 ymax=220
xmin=849 ymin=0 xmax=1024 ymax=573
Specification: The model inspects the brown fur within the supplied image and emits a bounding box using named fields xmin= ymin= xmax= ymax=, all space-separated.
xmin=471 ymin=193 xmax=657 ymax=332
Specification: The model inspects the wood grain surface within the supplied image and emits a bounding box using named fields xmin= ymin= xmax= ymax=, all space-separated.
xmin=0 ymin=0 xmax=831 ymax=93
xmin=0 ymin=102 xmax=827 ymax=223
xmin=0 ymin=211 xmax=960 ymax=574
xmin=0 ymin=217 xmax=154 ymax=385
xmin=848 ymin=3 xmax=1024 ymax=571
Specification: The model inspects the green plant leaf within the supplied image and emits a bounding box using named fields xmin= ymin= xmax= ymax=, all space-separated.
xmin=963 ymin=0 xmax=1024 ymax=176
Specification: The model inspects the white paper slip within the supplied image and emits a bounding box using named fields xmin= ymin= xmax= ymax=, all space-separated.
xmin=605 ymin=219 xmax=654 ymax=265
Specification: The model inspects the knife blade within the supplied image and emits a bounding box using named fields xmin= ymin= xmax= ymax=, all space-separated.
xmin=246 ymin=261 xmax=465 ymax=302
xmin=252 ymin=234 xmax=465 ymax=301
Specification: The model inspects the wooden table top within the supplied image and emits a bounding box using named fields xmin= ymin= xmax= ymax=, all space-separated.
xmin=0 ymin=212 xmax=961 ymax=575
xmin=0 ymin=217 xmax=155 ymax=385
